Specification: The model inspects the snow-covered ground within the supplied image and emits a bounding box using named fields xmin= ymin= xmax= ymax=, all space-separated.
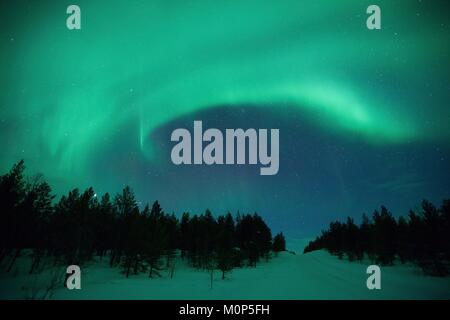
xmin=1 ymin=248 xmax=449 ymax=300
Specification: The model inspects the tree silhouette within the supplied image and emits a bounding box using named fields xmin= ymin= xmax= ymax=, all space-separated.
xmin=304 ymin=201 xmax=450 ymax=276
xmin=272 ymin=232 xmax=286 ymax=252
xmin=0 ymin=161 xmax=284 ymax=280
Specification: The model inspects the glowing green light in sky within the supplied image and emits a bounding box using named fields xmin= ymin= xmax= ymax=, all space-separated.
xmin=1 ymin=0 xmax=449 ymax=188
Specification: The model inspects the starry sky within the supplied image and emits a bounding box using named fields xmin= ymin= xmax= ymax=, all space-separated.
xmin=1 ymin=0 xmax=449 ymax=245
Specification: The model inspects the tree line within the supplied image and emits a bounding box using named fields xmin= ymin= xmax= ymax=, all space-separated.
xmin=304 ymin=200 xmax=450 ymax=276
xmin=0 ymin=160 xmax=286 ymax=279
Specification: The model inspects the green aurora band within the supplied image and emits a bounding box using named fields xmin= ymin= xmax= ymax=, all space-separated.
xmin=1 ymin=0 xmax=449 ymax=192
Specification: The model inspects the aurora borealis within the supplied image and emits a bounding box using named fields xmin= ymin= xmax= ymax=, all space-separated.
xmin=1 ymin=0 xmax=449 ymax=241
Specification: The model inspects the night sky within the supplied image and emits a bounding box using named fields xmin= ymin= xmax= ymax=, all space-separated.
xmin=1 ymin=0 xmax=449 ymax=244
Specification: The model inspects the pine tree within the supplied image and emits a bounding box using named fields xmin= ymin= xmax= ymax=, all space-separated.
xmin=179 ymin=212 xmax=190 ymax=258
xmin=115 ymin=186 xmax=140 ymax=278
xmin=216 ymin=213 xmax=235 ymax=279
xmin=27 ymin=178 xmax=54 ymax=274
xmin=272 ymin=232 xmax=286 ymax=252
xmin=0 ymin=160 xmax=26 ymax=269
xmin=145 ymin=201 xmax=167 ymax=278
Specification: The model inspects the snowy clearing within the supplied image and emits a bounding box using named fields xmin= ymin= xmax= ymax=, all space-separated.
xmin=1 ymin=249 xmax=449 ymax=300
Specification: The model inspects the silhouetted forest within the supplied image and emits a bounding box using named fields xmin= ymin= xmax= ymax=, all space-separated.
xmin=0 ymin=161 xmax=286 ymax=280
xmin=304 ymin=201 xmax=450 ymax=276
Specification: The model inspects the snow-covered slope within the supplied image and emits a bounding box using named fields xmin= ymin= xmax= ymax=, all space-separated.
xmin=1 ymin=250 xmax=449 ymax=299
